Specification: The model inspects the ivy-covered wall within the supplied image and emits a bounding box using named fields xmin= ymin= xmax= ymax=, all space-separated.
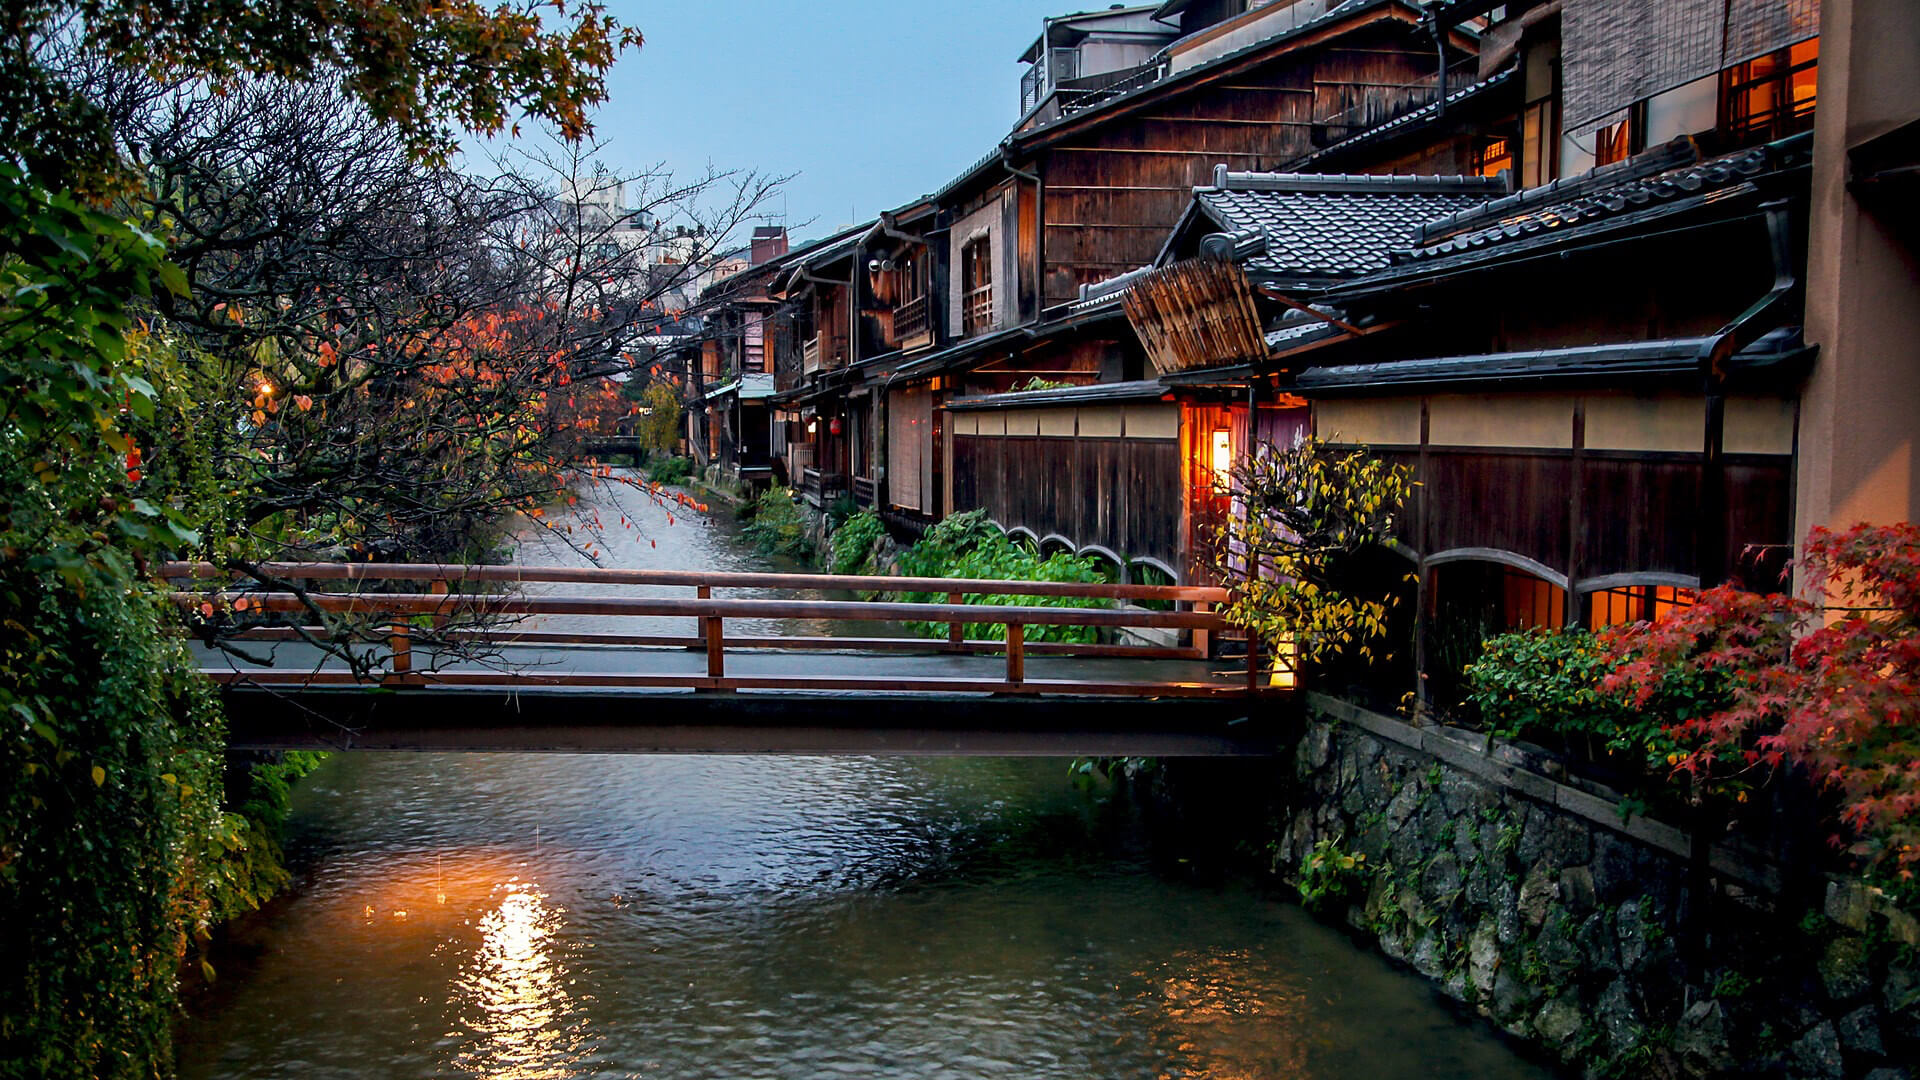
xmin=1262 ymin=696 xmax=1919 ymax=1080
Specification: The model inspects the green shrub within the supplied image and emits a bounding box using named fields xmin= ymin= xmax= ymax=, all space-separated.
xmin=830 ymin=509 xmax=886 ymax=576
xmin=1463 ymin=627 xmax=1713 ymax=772
xmin=645 ymin=455 xmax=694 ymax=485
xmin=742 ymin=486 xmax=812 ymax=560
xmin=891 ymin=517 xmax=1111 ymax=643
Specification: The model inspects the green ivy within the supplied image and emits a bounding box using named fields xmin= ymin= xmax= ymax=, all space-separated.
xmin=0 ymin=167 xmax=299 ymax=1078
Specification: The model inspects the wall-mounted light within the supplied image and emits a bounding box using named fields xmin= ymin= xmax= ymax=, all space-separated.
xmin=806 ymin=419 xmax=817 ymax=435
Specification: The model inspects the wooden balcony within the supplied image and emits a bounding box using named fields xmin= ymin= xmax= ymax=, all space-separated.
xmin=892 ymin=294 xmax=930 ymax=344
xmin=802 ymin=335 xmax=822 ymax=374
xmin=801 ymin=467 xmax=851 ymax=508
xmin=962 ymin=282 xmax=994 ymax=337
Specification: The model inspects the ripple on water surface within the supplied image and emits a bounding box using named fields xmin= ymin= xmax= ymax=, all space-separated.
xmin=175 ymin=752 xmax=1549 ymax=1080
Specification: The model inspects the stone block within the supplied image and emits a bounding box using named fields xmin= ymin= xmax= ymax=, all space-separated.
xmin=1301 ymin=721 xmax=1333 ymax=771
xmin=1837 ymin=1003 xmax=1885 ymax=1057
xmin=1826 ymin=878 xmax=1872 ymax=932
xmin=1490 ymin=967 xmax=1537 ymax=1023
xmin=1819 ymin=936 xmax=1873 ymax=1003
xmin=1615 ymin=899 xmax=1649 ymax=972
xmin=1533 ymin=997 xmax=1584 ymax=1053
xmin=1596 ymin=978 xmax=1643 ymax=1054
xmin=1787 ymin=1020 xmax=1845 ymax=1080
xmin=1576 ymin=912 xmax=1619 ymax=974
xmin=1518 ymin=812 xmax=1591 ymax=870
xmin=1422 ymin=853 xmax=1464 ymax=898
xmin=1519 ymin=864 xmax=1557 ymax=928
xmin=1410 ymin=932 xmax=1447 ymax=980
xmin=1495 ymin=879 xmax=1523 ymax=946
xmin=1469 ymin=917 xmax=1501 ymax=1000
xmin=1558 ymin=866 xmax=1597 ymax=913
xmin=1675 ymin=999 xmax=1735 ymax=1073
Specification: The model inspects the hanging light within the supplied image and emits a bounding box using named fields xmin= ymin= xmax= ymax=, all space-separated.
xmin=829 ymin=417 xmax=842 ymax=435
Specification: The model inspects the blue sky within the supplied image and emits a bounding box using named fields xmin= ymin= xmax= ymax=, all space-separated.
xmin=511 ymin=1 xmax=1091 ymax=243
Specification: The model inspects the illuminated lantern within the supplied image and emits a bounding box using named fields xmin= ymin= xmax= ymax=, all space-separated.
xmin=829 ymin=417 xmax=842 ymax=435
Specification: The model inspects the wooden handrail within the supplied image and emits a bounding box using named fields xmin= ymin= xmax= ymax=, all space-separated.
xmin=169 ymin=590 xmax=1224 ymax=630
xmin=161 ymin=561 xmax=1229 ymax=603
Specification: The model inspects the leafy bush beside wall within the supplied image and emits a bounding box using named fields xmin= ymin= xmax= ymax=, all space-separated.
xmin=887 ymin=511 xmax=1114 ymax=643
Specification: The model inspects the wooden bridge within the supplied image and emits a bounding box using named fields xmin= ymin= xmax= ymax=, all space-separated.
xmin=166 ymin=563 xmax=1290 ymax=756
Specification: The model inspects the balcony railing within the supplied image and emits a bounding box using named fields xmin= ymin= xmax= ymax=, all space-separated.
xmin=801 ymin=467 xmax=850 ymax=507
xmin=892 ymin=294 xmax=930 ymax=343
xmin=962 ymin=282 xmax=994 ymax=337
xmin=802 ymin=335 xmax=822 ymax=374
xmin=1053 ymin=58 xmax=1170 ymax=117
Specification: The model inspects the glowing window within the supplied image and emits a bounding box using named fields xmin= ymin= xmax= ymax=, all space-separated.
xmin=1587 ymin=585 xmax=1698 ymax=630
xmin=1210 ymin=428 xmax=1233 ymax=484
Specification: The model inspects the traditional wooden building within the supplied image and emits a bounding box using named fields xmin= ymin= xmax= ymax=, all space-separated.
xmin=871 ymin=0 xmax=1486 ymax=574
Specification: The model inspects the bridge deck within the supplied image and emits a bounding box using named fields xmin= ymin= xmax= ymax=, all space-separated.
xmin=172 ymin=561 xmax=1287 ymax=755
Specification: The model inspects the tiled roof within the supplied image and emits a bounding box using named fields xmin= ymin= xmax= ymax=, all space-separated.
xmin=1190 ymin=172 xmax=1507 ymax=281
xmin=1398 ymin=138 xmax=1791 ymax=262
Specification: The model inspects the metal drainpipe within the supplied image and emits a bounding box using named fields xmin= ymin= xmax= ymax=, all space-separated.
xmin=1001 ymin=150 xmax=1042 ymax=322
xmin=1429 ymin=13 xmax=1449 ymax=120
xmin=1695 ymin=196 xmax=1799 ymax=590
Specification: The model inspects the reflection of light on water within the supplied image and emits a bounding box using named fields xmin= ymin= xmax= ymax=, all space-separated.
xmin=1133 ymin=948 xmax=1311 ymax=1079
xmin=450 ymin=880 xmax=583 ymax=1078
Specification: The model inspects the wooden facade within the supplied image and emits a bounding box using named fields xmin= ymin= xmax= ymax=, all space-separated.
xmin=949 ymin=397 xmax=1182 ymax=575
xmin=1020 ymin=8 xmax=1477 ymax=308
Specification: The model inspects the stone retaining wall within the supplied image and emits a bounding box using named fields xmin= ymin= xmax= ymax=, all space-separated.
xmin=1265 ymin=694 xmax=1918 ymax=1079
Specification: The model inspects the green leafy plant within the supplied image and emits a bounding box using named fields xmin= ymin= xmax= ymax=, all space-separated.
xmin=830 ymin=509 xmax=886 ymax=576
xmin=1462 ymin=628 xmax=1702 ymax=771
xmin=742 ymin=486 xmax=812 ymax=560
xmin=645 ymin=455 xmax=694 ymax=486
xmin=1297 ymin=836 xmax=1369 ymax=914
xmin=891 ymin=517 xmax=1112 ymax=644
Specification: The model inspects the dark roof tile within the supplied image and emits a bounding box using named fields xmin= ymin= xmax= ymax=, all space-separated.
xmin=1192 ymin=172 xmax=1506 ymax=281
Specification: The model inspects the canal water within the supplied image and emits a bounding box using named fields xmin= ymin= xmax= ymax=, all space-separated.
xmin=174 ymin=474 xmax=1550 ymax=1079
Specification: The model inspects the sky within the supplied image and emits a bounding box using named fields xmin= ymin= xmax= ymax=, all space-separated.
xmin=469 ymin=1 xmax=1099 ymax=245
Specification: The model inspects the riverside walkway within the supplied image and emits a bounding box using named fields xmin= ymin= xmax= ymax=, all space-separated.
xmin=168 ymin=562 xmax=1288 ymax=756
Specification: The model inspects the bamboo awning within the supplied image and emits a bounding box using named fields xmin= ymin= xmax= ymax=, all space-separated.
xmin=1122 ymin=257 xmax=1268 ymax=375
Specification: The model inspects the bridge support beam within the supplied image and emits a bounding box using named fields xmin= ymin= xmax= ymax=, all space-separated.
xmin=217 ymin=687 xmax=1293 ymax=756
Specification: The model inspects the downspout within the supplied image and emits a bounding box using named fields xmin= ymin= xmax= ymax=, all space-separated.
xmin=1001 ymin=149 xmax=1042 ymax=324
xmin=1428 ymin=11 xmax=1449 ymax=120
xmin=1694 ymin=196 xmax=1799 ymax=589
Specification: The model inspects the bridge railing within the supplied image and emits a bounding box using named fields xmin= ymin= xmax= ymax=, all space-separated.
xmin=164 ymin=562 xmax=1272 ymax=699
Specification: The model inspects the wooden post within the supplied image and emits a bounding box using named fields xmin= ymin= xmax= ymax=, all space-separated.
xmin=1192 ymin=600 xmax=1211 ymax=658
xmin=947 ymin=591 xmax=964 ymax=648
xmin=705 ymin=615 xmax=725 ymax=680
xmin=429 ymin=579 xmax=448 ymax=629
xmin=1246 ymin=630 xmax=1261 ymax=693
xmin=388 ymin=622 xmax=413 ymax=685
xmin=697 ymin=585 xmax=724 ymax=679
xmin=1006 ymin=623 xmax=1025 ymax=686
xmin=697 ymin=584 xmax=713 ymax=653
